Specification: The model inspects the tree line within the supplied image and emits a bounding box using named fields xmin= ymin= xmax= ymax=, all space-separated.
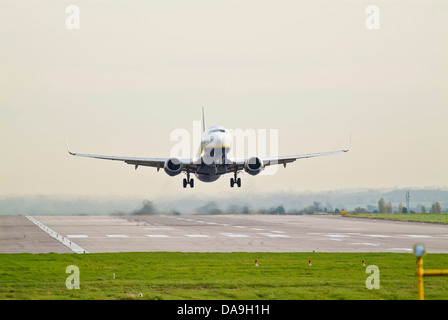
xmin=372 ymin=198 xmax=443 ymax=214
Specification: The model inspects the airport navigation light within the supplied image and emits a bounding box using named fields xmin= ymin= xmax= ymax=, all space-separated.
xmin=413 ymin=244 xmax=426 ymax=258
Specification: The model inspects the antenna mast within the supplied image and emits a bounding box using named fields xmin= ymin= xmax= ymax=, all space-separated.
xmin=406 ymin=191 xmax=410 ymax=213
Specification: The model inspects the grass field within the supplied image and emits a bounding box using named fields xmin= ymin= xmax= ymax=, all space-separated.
xmin=345 ymin=213 xmax=447 ymax=224
xmin=1 ymin=252 xmax=447 ymax=300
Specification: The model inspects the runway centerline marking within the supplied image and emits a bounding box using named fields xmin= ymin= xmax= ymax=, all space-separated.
xmin=146 ymin=235 xmax=170 ymax=238
xmin=220 ymin=233 xmax=250 ymax=238
xmin=364 ymin=234 xmax=391 ymax=238
xmin=260 ymin=233 xmax=290 ymax=238
xmin=185 ymin=234 xmax=210 ymax=238
xmin=106 ymin=235 xmax=129 ymax=238
xmin=324 ymin=234 xmax=350 ymax=238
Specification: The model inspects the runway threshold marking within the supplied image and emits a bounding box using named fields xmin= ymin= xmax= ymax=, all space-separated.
xmin=25 ymin=216 xmax=88 ymax=254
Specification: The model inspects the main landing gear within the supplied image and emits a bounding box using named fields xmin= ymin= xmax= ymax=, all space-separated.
xmin=230 ymin=171 xmax=241 ymax=188
xmin=183 ymin=172 xmax=194 ymax=188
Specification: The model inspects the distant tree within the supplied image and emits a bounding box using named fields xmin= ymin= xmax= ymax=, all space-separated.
xmin=132 ymin=199 xmax=157 ymax=215
xmin=421 ymin=205 xmax=426 ymax=213
xmin=352 ymin=206 xmax=368 ymax=213
xmin=378 ymin=198 xmax=386 ymax=213
xmin=402 ymin=207 xmax=408 ymax=213
xmin=334 ymin=208 xmax=340 ymax=214
xmin=269 ymin=206 xmax=285 ymax=215
xmin=430 ymin=202 xmax=441 ymax=213
xmin=385 ymin=202 xmax=393 ymax=214
xmin=302 ymin=201 xmax=322 ymax=214
xmin=398 ymin=203 xmax=403 ymax=214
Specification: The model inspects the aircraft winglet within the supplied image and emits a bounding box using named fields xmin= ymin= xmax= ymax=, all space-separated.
xmin=66 ymin=136 xmax=76 ymax=155
xmin=344 ymin=133 xmax=352 ymax=152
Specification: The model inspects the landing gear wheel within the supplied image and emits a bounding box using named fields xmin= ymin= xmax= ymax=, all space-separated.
xmin=183 ymin=172 xmax=194 ymax=188
xmin=231 ymin=171 xmax=241 ymax=188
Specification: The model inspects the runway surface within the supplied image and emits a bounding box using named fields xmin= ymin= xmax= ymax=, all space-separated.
xmin=1 ymin=214 xmax=447 ymax=253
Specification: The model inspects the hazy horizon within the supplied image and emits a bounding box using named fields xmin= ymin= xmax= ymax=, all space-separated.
xmin=1 ymin=187 xmax=447 ymax=216
xmin=1 ymin=1 xmax=447 ymax=199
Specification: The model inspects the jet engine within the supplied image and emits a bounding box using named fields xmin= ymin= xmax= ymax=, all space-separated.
xmin=244 ymin=156 xmax=264 ymax=175
xmin=164 ymin=158 xmax=183 ymax=176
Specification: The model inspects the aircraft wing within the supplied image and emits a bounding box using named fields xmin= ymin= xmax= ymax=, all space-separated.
xmin=67 ymin=146 xmax=197 ymax=172
xmin=261 ymin=148 xmax=349 ymax=167
xmin=258 ymin=134 xmax=351 ymax=168
xmin=226 ymin=137 xmax=351 ymax=172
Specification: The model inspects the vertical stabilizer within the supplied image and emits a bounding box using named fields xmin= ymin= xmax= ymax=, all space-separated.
xmin=202 ymin=107 xmax=206 ymax=132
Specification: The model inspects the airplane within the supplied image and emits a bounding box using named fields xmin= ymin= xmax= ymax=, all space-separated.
xmin=67 ymin=108 xmax=350 ymax=188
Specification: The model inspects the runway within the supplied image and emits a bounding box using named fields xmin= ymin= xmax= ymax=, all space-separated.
xmin=1 ymin=214 xmax=447 ymax=254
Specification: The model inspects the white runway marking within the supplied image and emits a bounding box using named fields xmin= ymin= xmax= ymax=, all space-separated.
xmin=220 ymin=233 xmax=249 ymax=238
xmin=106 ymin=235 xmax=129 ymax=238
xmin=146 ymin=235 xmax=170 ymax=238
xmin=26 ymin=216 xmax=88 ymax=254
xmin=388 ymin=248 xmax=413 ymax=252
xmin=185 ymin=234 xmax=210 ymax=238
xmin=364 ymin=234 xmax=391 ymax=238
xmin=325 ymin=234 xmax=350 ymax=238
xmin=404 ymin=235 xmax=432 ymax=238
xmin=352 ymin=242 xmax=380 ymax=247
xmin=261 ymin=233 xmax=290 ymax=238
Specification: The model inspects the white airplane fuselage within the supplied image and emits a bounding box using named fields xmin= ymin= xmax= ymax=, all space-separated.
xmin=195 ymin=125 xmax=232 ymax=182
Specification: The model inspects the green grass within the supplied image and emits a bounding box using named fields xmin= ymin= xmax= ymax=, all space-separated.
xmin=1 ymin=252 xmax=447 ymax=300
xmin=345 ymin=213 xmax=448 ymax=224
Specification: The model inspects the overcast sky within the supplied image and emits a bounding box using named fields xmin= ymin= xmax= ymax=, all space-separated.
xmin=1 ymin=0 xmax=447 ymax=200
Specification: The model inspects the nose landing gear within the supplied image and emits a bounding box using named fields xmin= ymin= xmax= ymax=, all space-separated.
xmin=230 ymin=171 xmax=241 ymax=188
xmin=183 ymin=172 xmax=194 ymax=188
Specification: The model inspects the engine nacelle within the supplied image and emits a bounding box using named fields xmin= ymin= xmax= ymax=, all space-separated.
xmin=244 ymin=156 xmax=264 ymax=176
xmin=164 ymin=158 xmax=183 ymax=176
